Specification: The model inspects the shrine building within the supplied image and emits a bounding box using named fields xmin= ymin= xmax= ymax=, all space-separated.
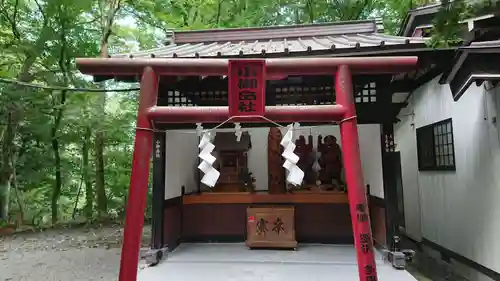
xmin=75 ymin=7 xmax=500 ymax=281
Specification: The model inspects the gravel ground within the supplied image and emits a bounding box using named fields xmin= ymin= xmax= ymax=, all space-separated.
xmin=0 ymin=225 xmax=151 ymax=281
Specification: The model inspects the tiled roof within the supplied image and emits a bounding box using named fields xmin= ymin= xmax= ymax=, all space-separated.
xmin=113 ymin=20 xmax=428 ymax=59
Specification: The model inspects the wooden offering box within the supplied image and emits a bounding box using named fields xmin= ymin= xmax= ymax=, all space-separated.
xmin=246 ymin=206 xmax=297 ymax=249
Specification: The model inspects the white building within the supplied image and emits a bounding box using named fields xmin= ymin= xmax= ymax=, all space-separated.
xmin=395 ymin=4 xmax=500 ymax=281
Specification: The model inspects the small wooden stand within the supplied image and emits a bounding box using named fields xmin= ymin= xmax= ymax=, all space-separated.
xmin=246 ymin=206 xmax=297 ymax=250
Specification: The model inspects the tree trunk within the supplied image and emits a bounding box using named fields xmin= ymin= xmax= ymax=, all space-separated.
xmin=83 ymin=126 xmax=93 ymax=218
xmin=12 ymin=168 xmax=24 ymax=225
xmin=216 ymin=0 xmax=223 ymax=25
xmin=0 ymin=111 xmax=17 ymax=220
xmin=72 ymin=172 xmax=84 ymax=220
xmin=50 ymin=90 xmax=67 ymax=224
xmin=0 ymin=180 xmax=11 ymax=221
xmin=294 ymin=6 xmax=301 ymax=24
xmin=306 ymin=0 xmax=315 ymax=23
xmin=50 ymin=133 xmax=62 ymax=224
xmin=93 ymin=0 xmax=122 ymax=220
xmin=95 ymin=112 xmax=107 ymax=218
xmin=94 ymin=84 xmax=107 ymax=219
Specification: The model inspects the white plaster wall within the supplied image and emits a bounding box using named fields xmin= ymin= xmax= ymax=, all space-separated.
xmin=164 ymin=125 xmax=384 ymax=197
xmin=357 ymin=125 xmax=385 ymax=198
xmin=395 ymin=105 xmax=422 ymax=241
xmin=164 ymin=130 xmax=199 ymax=199
xmin=395 ymin=77 xmax=500 ymax=273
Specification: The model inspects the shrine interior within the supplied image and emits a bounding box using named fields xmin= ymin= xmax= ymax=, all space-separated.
xmin=164 ymin=125 xmax=383 ymax=196
xmin=152 ymin=72 xmax=395 ymax=250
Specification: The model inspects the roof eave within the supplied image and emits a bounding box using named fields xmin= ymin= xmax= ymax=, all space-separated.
xmin=89 ymin=45 xmax=450 ymax=83
xmin=398 ymin=13 xmax=414 ymax=36
xmin=399 ymin=4 xmax=442 ymax=37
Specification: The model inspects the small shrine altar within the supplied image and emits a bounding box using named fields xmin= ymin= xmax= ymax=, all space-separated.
xmin=187 ymin=125 xmax=352 ymax=249
xmin=212 ymin=132 xmax=254 ymax=192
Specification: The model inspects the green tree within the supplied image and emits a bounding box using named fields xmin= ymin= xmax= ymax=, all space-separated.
xmin=0 ymin=0 xmax=466 ymax=226
xmin=0 ymin=0 xmax=61 ymax=220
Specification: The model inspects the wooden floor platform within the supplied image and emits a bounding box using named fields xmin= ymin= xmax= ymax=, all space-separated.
xmin=137 ymin=243 xmax=418 ymax=281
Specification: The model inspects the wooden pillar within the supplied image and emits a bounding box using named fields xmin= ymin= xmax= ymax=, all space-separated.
xmin=376 ymin=75 xmax=402 ymax=248
xmin=151 ymin=131 xmax=166 ymax=249
xmin=336 ymin=65 xmax=378 ymax=281
xmin=380 ymin=121 xmax=400 ymax=247
xmin=119 ymin=67 xmax=158 ymax=281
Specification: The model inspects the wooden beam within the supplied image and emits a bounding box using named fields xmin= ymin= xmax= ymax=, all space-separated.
xmin=77 ymin=56 xmax=418 ymax=76
xmin=183 ymin=193 xmax=349 ymax=204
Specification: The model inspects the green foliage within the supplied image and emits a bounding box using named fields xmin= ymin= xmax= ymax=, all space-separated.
xmin=371 ymin=0 xmax=438 ymax=35
xmin=467 ymin=0 xmax=500 ymax=18
xmin=0 ymin=0 xmax=464 ymax=226
xmin=427 ymin=0 xmax=468 ymax=48
xmin=427 ymin=0 xmax=499 ymax=48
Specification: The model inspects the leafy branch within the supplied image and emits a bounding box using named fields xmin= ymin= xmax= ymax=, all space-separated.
xmin=0 ymin=77 xmax=139 ymax=92
xmin=427 ymin=0 xmax=499 ymax=48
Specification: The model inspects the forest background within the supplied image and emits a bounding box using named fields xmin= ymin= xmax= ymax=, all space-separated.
xmin=0 ymin=0 xmax=486 ymax=227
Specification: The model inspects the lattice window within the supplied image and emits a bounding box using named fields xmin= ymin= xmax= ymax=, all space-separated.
xmin=196 ymin=90 xmax=227 ymax=101
xmin=355 ymin=82 xmax=377 ymax=103
xmin=272 ymin=85 xmax=335 ymax=105
xmin=189 ymin=90 xmax=228 ymax=106
xmin=416 ymin=118 xmax=456 ymax=171
xmin=160 ymin=79 xmax=380 ymax=106
xmin=158 ymin=90 xmax=195 ymax=106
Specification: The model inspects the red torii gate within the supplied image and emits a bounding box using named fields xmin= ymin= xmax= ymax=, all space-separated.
xmin=76 ymin=56 xmax=418 ymax=281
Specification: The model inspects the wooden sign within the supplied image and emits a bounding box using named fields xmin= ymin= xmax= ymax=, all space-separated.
xmin=246 ymin=206 xmax=297 ymax=249
xmin=228 ymin=60 xmax=266 ymax=117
